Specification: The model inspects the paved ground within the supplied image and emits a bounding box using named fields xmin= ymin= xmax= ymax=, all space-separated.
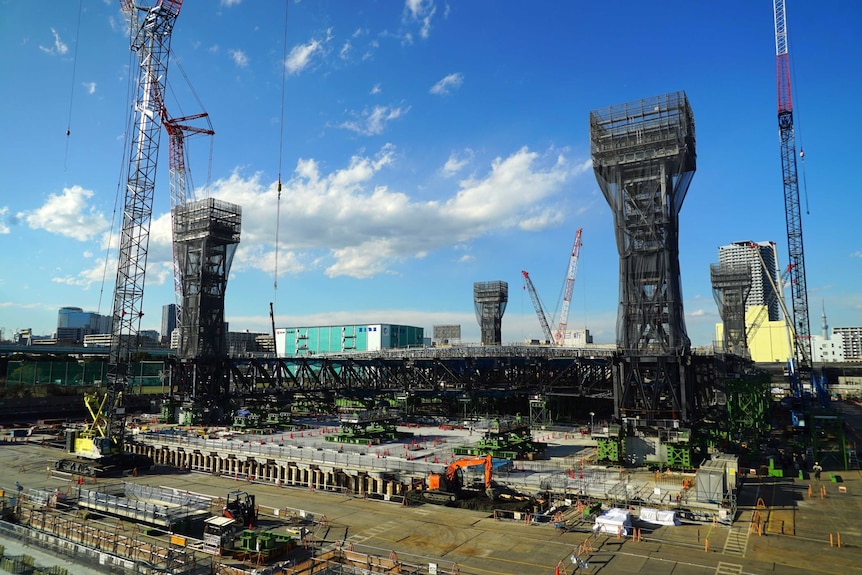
xmin=2 ymin=437 xmax=862 ymax=575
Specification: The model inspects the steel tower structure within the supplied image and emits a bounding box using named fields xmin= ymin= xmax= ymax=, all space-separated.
xmin=473 ymin=281 xmax=508 ymax=346
xmin=710 ymin=263 xmax=752 ymax=357
xmin=110 ymin=0 xmax=182 ymax=381
xmin=173 ymin=198 xmax=241 ymax=360
xmin=164 ymin=112 xmax=214 ymax=344
xmin=773 ymin=0 xmax=812 ymax=367
xmin=590 ymin=91 xmax=696 ymax=422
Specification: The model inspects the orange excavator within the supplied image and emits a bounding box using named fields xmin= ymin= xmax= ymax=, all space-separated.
xmin=424 ymin=454 xmax=495 ymax=504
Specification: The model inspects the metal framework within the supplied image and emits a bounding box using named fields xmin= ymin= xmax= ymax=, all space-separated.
xmin=554 ymin=228 xmax=583 ymax=345
xmin=473 ymin=281 xmax=508 ymax=346
xmin=165 ymin=350 xmax=617 ymax=400
xmin=522 ymin=271 xmax=553 ymax=344
xmin=110 ymin=0 xmax=182 ymax=380
xmin=590 ymin=91 xmax=697 ymax=422
xmin=773 ymin=0 xmax=812 ymax=367
xmin=710 ymin=263 xmax=752 ymax=357
xmin=165 ymin=112 xmax=214 ymax=338
xmin=173 ymin=198 xmax=241 ymax=359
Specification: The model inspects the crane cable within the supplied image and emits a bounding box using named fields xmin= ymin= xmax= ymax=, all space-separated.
xmin=273 ymin=1 xmax=289 ymax=314
xmin=790 ymin=40 xmax=810 ymax=215
xmin=64 ymin=0 xmax=84 ymax=170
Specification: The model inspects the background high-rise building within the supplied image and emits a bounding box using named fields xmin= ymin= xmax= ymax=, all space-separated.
xmin=833 ymin=327 xmax=862 ymax=361
xmin=56 ymin=306 xmax=111 ymax=343
xmin=161 ymin=304 xmax=177 ymax=344
xmin=718 ymin=241 xmax=780 ymax=322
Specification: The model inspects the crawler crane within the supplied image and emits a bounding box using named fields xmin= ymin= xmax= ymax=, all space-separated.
xmin=57 ymin=0 xmax=183 ymax=475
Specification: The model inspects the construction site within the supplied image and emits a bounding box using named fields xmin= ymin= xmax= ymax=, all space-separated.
xmin=2 ymin=0 xmax=862 ymax=574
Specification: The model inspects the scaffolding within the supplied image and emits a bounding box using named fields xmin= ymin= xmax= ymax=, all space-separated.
xmin=711 ymin=263 xmax=752 ymax=357
xmin=77 ymin=482 xmax=212 ymax=529
xmin=590 ymin=91 xmax=697 ymax=422
xmin=173 ymin=198 xmax=242 ymax=360
xmin=473 ymin=281 xmax=508 ymax=346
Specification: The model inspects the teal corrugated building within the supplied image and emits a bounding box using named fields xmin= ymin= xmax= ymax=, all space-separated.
xmin=274 ymin=324 xmax=424 ymax=357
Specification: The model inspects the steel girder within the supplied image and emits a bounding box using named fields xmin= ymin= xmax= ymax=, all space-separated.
xmin=165 ymin=354 xmax=617 ymax=401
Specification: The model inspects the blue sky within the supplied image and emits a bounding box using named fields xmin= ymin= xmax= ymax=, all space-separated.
xmin=1 ymin=0 xmax=860 ymax=346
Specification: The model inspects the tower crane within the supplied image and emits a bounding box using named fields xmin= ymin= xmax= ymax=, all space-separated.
xmin=55 ymin=0 xmax=182 ymax=476
xmin=554 ymin=228 xmax=583 ymax=346
xmin=773 ymin=0 xmax=812 ymax=368
xmin=522 ymin=270 xmax=554 ymax=344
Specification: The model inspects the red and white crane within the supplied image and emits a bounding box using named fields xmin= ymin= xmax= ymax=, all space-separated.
xmin=773 ymin=0 xmax=812 ymax=367
xmin=554 ymin=228 xmax=583 ymax=346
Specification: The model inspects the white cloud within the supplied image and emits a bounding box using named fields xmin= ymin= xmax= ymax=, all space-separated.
xmin=340 ymin=42 xmax=351 ymax=60
xmin=338 ymin=105 xmax=409 ymax=136
xmin=430 ymin=73 xmax=463 ymax=95
xmin=39 ymin=28 xmax=68 ymax=55
xmin=60 ymin=145 xmax=580 ymax=287
xmin=229 ymin=49 xmax=249 ymax=68
xmin=404 ymin=0 xmax=437 ymax=39
xmin=163 ymin=145 xmax=577 ymax=280
xmin=221 ymin=0 xmax=242 ymax=6
xmin=519 ymin=209 xmax=565 ymax=232
xmin=852 ymin=251 xmax=862 ymax=259
xmin=286 ymin=30 xmax=332 ymax=75
xmin=327 ymin=239 xmax=398 ymax=279
xmin=0 ymin=207 xmax=11 ymax=234
xmin=441 ymin=150 xmax=473 ymax=177
xmin=370 ymin=83 xmax=382 ymax=95
xmin=83 ymin=82 xmax=96 ymax=95
xmin=19 ymin=186 xmax=109 ymax=241
xmin=441 ymin=148 xmax=569 ymax=229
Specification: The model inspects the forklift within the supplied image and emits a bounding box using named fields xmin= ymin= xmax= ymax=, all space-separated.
xmin=223 ymin=490 xmax=258 ymax=527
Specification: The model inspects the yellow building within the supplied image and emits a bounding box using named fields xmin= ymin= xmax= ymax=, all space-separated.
xmin=715 ymin=305 xmax=793 ymax=363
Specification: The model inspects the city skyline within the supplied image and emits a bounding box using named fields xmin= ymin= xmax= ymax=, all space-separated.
xmin=1 ymin=1 xmax=860 ymax=346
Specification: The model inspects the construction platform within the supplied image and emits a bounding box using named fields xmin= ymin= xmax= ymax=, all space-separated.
xmin=1 ymin=410 xmax=862 ymax=574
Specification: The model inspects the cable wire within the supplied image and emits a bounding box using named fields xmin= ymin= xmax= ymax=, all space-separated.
xmin=273 ymin=0 xmax=290 ymax=313
xmin=64 ymin=0 xmax=84 ymax=170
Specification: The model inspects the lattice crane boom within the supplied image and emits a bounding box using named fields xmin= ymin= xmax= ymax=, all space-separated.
xmin=110 ymin=0 xmax=182 ymax=383
xmin=773 ymin=0 xmax=812 ymax=367
xmin=554 ymin=228 xmax=583 ymax=346
xmin=522 ymin=271 xmax=554 ymax=344
xmin=746 ymin=242 xmax=795 ymax=345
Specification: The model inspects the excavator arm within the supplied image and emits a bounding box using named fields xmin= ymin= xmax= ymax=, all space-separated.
xmin=444 ymin=454 xmax=493 ymax=488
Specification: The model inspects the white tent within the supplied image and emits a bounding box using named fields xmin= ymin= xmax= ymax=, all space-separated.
xmin=639 ymin=507 xmax=681 ymax=526
xmin=593 ymin=508 xmax=632 ymax=536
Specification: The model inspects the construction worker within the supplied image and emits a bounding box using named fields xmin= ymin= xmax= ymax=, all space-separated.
xmin=813 ymin=461 xmax=823 ymax=480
